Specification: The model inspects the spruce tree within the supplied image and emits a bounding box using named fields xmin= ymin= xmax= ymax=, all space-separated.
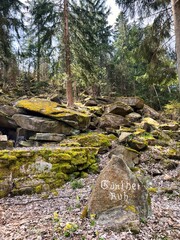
xmin=70 ymin=0 xmax=111 ymax=97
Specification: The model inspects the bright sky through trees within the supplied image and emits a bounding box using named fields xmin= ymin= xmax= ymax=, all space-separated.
xmin=106 ymin=0 xmax=119 ymax=25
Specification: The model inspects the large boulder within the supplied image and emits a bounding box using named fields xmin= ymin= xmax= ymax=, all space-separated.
xmin=12 ymin=114 xmax=74 ymax=135
xmin=15 ymin=98 xmax=91 ymax=130
xmin=106 ymin=102 xmax=133 ymax=117
xmin=99 ymin=113 xmax=129 ymax=130
xmin=115 ymin=97 xmax=144 ymax=110
xmin=88 ymin=156 xmax=151 ymax=232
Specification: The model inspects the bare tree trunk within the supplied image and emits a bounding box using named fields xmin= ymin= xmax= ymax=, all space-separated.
xmin=64 ymin=0 xmax=74 ymax=107
xmin=37 ymin=23 xmax=40 ymax=82
xmin=171 ymin=0 xmax=180 ymax=93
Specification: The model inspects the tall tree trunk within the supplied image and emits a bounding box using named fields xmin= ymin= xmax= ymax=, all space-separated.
xmin=64 ymin=0 xmax=74 ymax=107
xmin=171 ymin=0 xmax=180 ymax=93
xmin=37 ymin=23 xmax=41 ymax=82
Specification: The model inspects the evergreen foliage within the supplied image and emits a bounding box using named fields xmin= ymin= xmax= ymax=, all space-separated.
xmin=70 ymin=0 xmax=112 ymax=96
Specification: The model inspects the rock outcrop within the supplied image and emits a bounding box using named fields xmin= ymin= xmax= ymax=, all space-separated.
xmin=15 ymin=98 xmax=91 ymax=130
xmin=88 ymin=155 xmax=151 ymax=232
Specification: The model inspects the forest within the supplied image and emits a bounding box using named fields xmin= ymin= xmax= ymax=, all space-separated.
xmin=0 ymin=1 xmax=180 ymax=240
xmin=0 ymin=0 xmax=179 ymax=109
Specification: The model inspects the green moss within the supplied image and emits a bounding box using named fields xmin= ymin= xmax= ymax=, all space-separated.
xmin=55 ymin=172 xmax=69 ymax=180
xmin=0 ymin=168 xmax=10 ymax=179
xmin=51 ymin=179 xmax=65 ymax=188
xmin=125 ymin=147 xmax=140 ymax=154
xmin=61 ymin=132 xmax=117 ymax=154
xmin=0 ymin=190 xmax=8 ymax=198
xmin=60 ymin=141 xmax=81 ymax=147
xmin=80 ymin=171 xmax=89 ymax=178
xmin=148 ymin=187 xmax=158 ymax=193
xmin=52 ymin=163 xmax=77 ymax=173
xmin=147 ymin=193 xmax=151 ymax=206
xmin=35 ymin=185 xmax=43 ymax=194
xmin=16 ymin=98 xmax=90 ymax=129
xmin=125 ymin=205 xmax=138 ymax=214
xmin=11 ymin=187 xmax=34 ymax=196
xmin=81 ymin=205 xmax=88 ymax=219
xmin=128 ymin=139 xmax=148 ymax=151
xmin=0 ymin=153 xmax=17 ymax=161
xmin=88 ymin=163 xmax=99 ymax=173
xmin=49 ymin=152 xmax=72 ymax=163
xmin=130 ymin=167 xmax=140 ymax=172
xmin=0 ymin=147 xmax=99 ymax=198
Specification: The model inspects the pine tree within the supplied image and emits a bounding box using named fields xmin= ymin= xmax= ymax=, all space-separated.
xmin=0 ymin=0 xmax=24 ymax=89
xmin=115 ymin=0 xmax=180 ymax=93
xmin=26 ymin=0 xmax=58 ymax=82
xmin=70 ymin=0 xmax=111 ymax=97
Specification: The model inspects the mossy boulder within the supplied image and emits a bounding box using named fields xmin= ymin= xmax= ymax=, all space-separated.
xmin=0 ymin=146 xmax=99 ymax=197
xmin=60 ymin=132 xmax=117 ymax=153
xmin=140 ymin=117 xmax=159 ymax=131
xmin=15 ymin=98 xmax=91 ymax=130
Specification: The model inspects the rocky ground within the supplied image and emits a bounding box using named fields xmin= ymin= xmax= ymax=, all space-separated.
xmin=0 ymin=147 xmax=179 ymax=240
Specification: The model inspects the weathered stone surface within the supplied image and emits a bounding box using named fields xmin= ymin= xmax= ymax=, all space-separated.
xmin=99 ymin=114 xmax=129 ymax=130
xmin=162 ymin=130 xmax=180 ymax=141
xmin=126 ymin=112 xmax=142 ymax=122
xmin=88 ymin=156 xmax=150 ymax=232
xmin=160 ymin=123 xmax=179 ymax=131
xmin=115 ymin=97 xmax=144 ymax=109
xmin=0 ymin=135 xmax=8 ymax=141
xmin=143 ymin=104 xmax=160 ymax=119
xmin=128 ymin=139 xmax=148 ymax=151
xmin=12 ymin=114 xmax=74 ymax=135
xmin=0 ymin=138 xmax=13 ymax=150
xmin=15 ymin=98 xmax=90 ymax=130
xmin=0 ymin=147 xmax=99 ymax=197
xmin=85 ymin=98 xmax=97 ymax=106
xmin=106 ymin=102 xmax=133 ymax=117
xmin=119 ymin=132 xmax=132 ymax=143
xmin=140 ymin=117 xmax=159 ymax=132
xmin=109 ymin=145 xmax=139 ymax=168
xmin=30 ymin=133 xmax=65 ymax=142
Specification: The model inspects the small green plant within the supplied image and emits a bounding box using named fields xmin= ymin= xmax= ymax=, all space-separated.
xmin=140 ymin=217 xmax=147 ymax=224
xmin=71 ymin=179 xmax=84 ymax=189
xmin=90 ymin=214 xmax=96 ymax=226
xmin=63 ymin=222 xmax=78 ymax=237
xmin=52 ymin=211 xmax=63 ymax=236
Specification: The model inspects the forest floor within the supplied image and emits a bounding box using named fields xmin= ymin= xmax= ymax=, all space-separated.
xmin=0 ymin=148 xmax=180 ymax=240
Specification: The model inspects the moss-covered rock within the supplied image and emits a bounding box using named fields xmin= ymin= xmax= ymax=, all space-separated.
xmin=128 ymin=139 xmax=148 ymax=151
xmin=0 ymin=146 xmax=99 ymax=198
xmin=15 ymin=98 xmax=91 ymax=130
xmin=60 ymin=132 xmax=117 ymax=153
